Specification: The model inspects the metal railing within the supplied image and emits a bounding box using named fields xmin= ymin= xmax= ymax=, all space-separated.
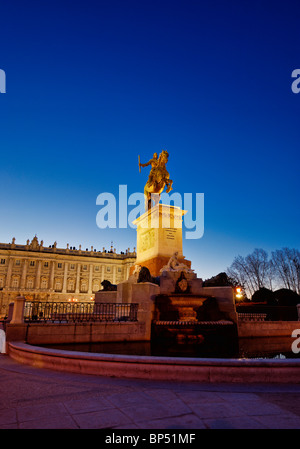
xmin=238 ymin=313 xmax=267 ymax=322
xmin=236 ymin=305 xmax=299 ymax=321
xmin=23 ymin=301 xmax=138 ymax=323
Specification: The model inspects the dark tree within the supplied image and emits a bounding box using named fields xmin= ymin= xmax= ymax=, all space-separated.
xmin=203 ymin=272 xmax=234 ymax=287
xmin=251 ymin=287 xmax=276 ymax=305
xmin=273 ymin=288 xmax=300 ymax=306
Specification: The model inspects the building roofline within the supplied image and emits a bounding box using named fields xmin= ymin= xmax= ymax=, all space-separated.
xmin=0 ymin=241 xmax=136 ymax=260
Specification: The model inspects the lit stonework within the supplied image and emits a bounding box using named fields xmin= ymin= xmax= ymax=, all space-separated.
xmin=0 ymin=236 xmax=136 ymax=317
xmin=132 ymin=204 xmax=191 ymax=276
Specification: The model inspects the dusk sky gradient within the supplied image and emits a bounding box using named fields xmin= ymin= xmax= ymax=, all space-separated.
xmin=0 ymin=0 xmax=299 ymax=280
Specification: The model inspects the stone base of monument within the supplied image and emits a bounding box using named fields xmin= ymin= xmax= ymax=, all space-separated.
xmin=132 ymin=204 xmax=192 ymax=277
xmin=95 ymin=200 xmax=238 ymax=346
xmin=94 ymin=265 xmax=237 ymax=349
xmin=129 ymin=254 xmax=192 ymax=278
xmin=95 ymin=252 xmax=238 ymax=341
xmin=94 ymin=290 xmax=117 ymax=304
xmin=152 ymin=273 xmax=237 ymax=352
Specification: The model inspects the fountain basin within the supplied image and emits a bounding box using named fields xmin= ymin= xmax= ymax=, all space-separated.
xmin=7 ymin=341 xmax=300 ymax=383
xmin=167 ymin=295 xmax=208 ymax=321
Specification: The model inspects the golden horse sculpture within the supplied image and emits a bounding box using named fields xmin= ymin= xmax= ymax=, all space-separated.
xmin=139 ymin=150 xmax=173 ymax=210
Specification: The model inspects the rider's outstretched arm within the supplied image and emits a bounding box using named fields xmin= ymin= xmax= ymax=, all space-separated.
xmin=140 ymin=160 xmax=151 ymax=168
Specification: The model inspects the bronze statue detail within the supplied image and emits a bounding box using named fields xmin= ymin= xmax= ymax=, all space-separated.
xmin=137 ymin=266 xmax=160 ymax=285
xmin=139 ymin=150 xmax=173 ymax=210
xmin=100 ymin=280 xmax=117 ymax=291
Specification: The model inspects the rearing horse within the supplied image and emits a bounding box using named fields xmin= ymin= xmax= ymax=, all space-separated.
xmin=141 ymin=150 xmax=173 ymax=210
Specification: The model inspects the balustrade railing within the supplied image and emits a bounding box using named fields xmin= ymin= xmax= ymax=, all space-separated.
xmin=23 ymin=301 xmax=138 ymax=323
xmin=237 ymin=312 xmax=267 ymax=322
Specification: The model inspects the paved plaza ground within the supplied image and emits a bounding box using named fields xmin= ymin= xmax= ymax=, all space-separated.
xmin=1 ymin=353 xmax=300 ymax=430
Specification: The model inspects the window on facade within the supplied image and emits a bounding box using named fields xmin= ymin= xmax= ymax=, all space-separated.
xmin=58 ymin=263 xmax=62 ymax=268
xmin=118 ymin=267 xmax=122 ymax=273
xmin=67 ymin=279 xmax=75 ymax=292
xmin=27 ymin=279 xmax=34 ymax=289
xmin=92 ymin=280 xmax=100 ymax=292
xmin=15 ymin=260 xmax=20 ymax=266
xmin=106 ymin=266 xmax=111 ymax=272
xmin=41 ymin=279 xmax=48 ymax=289
xmin=81 ymin=281 xmax=88 ymax=292
xmin=12 ymin=278 xmax=19 ymax=288
xmin=83 ymin=265 xmax=87 ymax=270
xmin=55 ymin=281 xmax=62 ymax=292
xmin=70 ymin=264 xmax=75 ymax=270
xmin=94 ymin=266 xmax=99 ymax=271
xmin=30 ymin=261 xmax=35 ymax=267
xmin=0 ymin=259 xmax=6 ymax=265
xmin=44 ymin=262 xmax=49 ymax=267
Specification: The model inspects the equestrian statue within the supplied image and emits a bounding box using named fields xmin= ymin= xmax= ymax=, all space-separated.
xmin=139 ymin=150 xmax=173 ymax=210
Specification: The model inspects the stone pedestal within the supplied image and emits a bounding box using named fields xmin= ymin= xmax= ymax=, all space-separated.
xmin=7 ymin=302 xmax=14 ymax=321
xmin=94 ymin=291 xmax=117 ymax=304
xmin=11 ymin=296 xmax=26 ymax=324
xmin=131 ymin=282 xmax=160 ymax=340
xmin=132 ymin=204 xmax=191 ymax=276
xmin=117 ymin=281 xmax=135 ymax=304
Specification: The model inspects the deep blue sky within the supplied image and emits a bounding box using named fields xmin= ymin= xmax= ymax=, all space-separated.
xmin=0 ymin=0 xmax=299 ymax=280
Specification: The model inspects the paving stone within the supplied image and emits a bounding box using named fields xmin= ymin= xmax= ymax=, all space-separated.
xmin=120 ymin=403 xmax=183 ymax=423
xmin=162 ymin=398 xmax=193 ymax=415
xmin=136 ymin=413 xmax=207 ymax=429
xmin=0 ymin=408 xmax=17 ymax=426
xmin=251 ymin=413 xmax=300 ymax=429
xmin=176 ymin=390 xmax=225 ymax=404
xmin=258 ymin=392 xmax=300 ymax=417
xmin=106 ymin=391 xmax=158 ymax=408
xmin=143 ymin=388 xmax=181 ymax=402
xmin=189 ymin=402 xmax=246 ymax=419
xmin=19 ymin=414 xmax=78 ymax=429
xmin=204 ymin=416 xmax=266 ymax=429
xmin=215 ymin=392 xmax=260 ymax=402
xmin=17 ymin=402 xmax=67 ymax=423
xmin=232 ymin=399 xmax=284 ymax=416
xmin=112 ymin=423 xmax=141 ymax=429
xmin=63 ymin=396 xmax=114 ymax=414
xmin=72 ymin=408 xmax=133 ymax=429
xmin=0 ymin=422 xmax=19 ymax=429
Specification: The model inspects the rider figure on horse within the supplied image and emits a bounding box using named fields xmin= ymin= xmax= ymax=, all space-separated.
xmin=139 ymin=150 xmax=173 ymax=210
xmin=139 ymin=152 xmax=159 ymax=187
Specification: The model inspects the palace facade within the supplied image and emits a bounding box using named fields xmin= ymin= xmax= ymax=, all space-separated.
xmin=0 ymin=236 xmax=136 ymax=317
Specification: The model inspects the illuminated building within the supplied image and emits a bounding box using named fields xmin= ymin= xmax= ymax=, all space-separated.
xmin=0 ymin=236 xmax=136 ymax=316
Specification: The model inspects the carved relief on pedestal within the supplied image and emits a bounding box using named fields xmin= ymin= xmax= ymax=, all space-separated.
xmin=139 ymin=229 xmax=155 ymax=253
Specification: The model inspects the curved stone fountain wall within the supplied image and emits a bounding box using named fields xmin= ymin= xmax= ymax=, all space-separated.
xmin=7 ymin=341 xmax=300 ymax=383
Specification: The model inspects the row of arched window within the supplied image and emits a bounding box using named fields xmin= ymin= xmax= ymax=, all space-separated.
xmin=0 ymin=275 xmax=105 ymax=293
